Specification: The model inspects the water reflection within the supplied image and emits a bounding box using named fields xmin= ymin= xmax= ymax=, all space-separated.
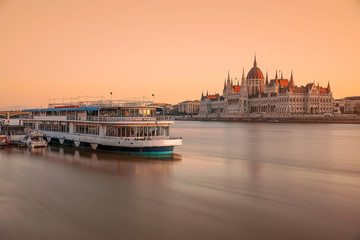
xmin=0 ymin=145 xmax=182 ymax=175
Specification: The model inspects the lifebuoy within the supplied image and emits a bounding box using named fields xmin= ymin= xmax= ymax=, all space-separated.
xmin=5 ymin=140 xmax=8 ymax=145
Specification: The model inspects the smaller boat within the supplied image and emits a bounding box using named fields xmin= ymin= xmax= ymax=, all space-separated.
xmin=0 ymin=125 xmax=8 ymax=146
xmin=0 ymin=122 xmax=27 ymax=145
xmin=0 ymin=135 xmax=8 ymax=146
xmin=21 ymin=131 xmax=48 ymax=148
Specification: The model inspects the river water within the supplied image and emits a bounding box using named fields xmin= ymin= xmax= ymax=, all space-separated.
xmin=1 ymin=121 xmax=360 ymax=240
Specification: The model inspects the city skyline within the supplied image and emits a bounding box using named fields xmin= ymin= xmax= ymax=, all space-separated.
xmin=1 ymin=0 xmax=360 ymax=109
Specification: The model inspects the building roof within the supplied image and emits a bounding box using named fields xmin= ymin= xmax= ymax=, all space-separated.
xmin=344 ymin=96 xmax=360 ymax=100
xmin=246 ymin=56 xmax=264 ymax=80
xmin=22 ymin=107 xmax=101 ymax=112
xmin=233 ymin=85 xmax=241 ymax=92
xmin=268 ymin=79 xmax=277 ymax=86
xmin=306 ymin=83 xmax=315 ymax=88
xmin=279 ymin=79 xmax=289 ymax=87
xmin=318 ymin=88 xmax=328 ymax=93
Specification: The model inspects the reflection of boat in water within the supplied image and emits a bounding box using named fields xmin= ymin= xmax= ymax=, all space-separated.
xmin=47 ymin=145 xmax=182 ymax=162
xmin=0 ymin=144 xmax=182 ymax=175
xmin=21 ymin=131 xmax=48 ymax=148
xmin=45 ymin=145 xmax=182 ymax=175
xmin=22 ymin=96 xmax=182 ymax=154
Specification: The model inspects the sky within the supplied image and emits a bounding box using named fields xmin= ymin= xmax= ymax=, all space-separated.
xmin=0 ymin=0 xmax=360 ymax=109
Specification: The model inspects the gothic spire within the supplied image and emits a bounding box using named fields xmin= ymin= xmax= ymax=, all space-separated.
xmin=281 ymin=71 xmax=283 ymax=79
xmin=201 ymin=91 xmax=204 ymax=99
xmin=266 ymin=71 xmax=269 ymax=85
xmin=275 ymin=69 xmax=278 ymax=83
xmin=254 ymin=54 xmax=257 ymax=67
xmin=227 ymin=70 xmax=230 ymax=85
xmin=241 ymin=67 xmax=246 ymax=87
xmin=290 ymin=70 xmax=294 ymax=85
xmin=327 ymin=81 xmax=331 ymax=92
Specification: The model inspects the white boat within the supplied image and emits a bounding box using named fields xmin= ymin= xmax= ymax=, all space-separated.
xmin=21 ymin=96 xmax=182 ymax=154
xmin=21 ymin=131 xmax=48 ymax=148
xmin=0 ymin=135 xmax=8 ymax=146
xmin=0 ymin=122 xmax=26 ymax=145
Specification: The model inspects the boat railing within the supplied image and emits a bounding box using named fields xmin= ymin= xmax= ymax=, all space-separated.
xmin=109 ymin=136 xmax=182 ymax=141
xmin=156 ymin=116 xmax=176 ymax=121
xmin=19 ymin=115 xmax=33 ymax=119
xmin=66 ymin=116 xmax=156 ymax=122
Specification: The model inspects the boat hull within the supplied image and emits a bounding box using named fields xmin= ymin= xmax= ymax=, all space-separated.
xmin=45 ymin=134 xmax=180 ymax=154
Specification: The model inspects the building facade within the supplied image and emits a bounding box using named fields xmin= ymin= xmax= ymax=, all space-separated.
xmin=199 ymin=57 xmax=334 ymax=117
xmin=343 ymin=96 xmax=360 ymax=114
xmin=176 ymin=100 xmax=201 ymax=115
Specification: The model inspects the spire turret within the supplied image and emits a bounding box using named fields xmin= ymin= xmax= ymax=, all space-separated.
xmin=275 ymin=70 xmax=278 ymax=83
xmin=241 ymin=67 xmax=246 ymax=88
xmin=290 ymin=70 xmax=294 ymax=86
xmin=265 ymin=71 xmax=269 ymax=85
xmin=240 ymin=67 xmax=248 ymax=95
xmin=227 ymin=70 xmax=231 ymax=85
xmin=254 ymin=54 xmax=257 ymax=67
xmin=327 ymin=81 xmax=331 ymax=92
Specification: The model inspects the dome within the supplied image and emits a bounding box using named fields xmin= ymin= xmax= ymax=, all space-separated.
xmin=246 ymin=57 xmax=264 ymax=80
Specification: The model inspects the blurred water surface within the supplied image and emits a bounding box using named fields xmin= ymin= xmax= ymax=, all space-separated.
xmin=1 ymin=121 xmax=360 ymax=240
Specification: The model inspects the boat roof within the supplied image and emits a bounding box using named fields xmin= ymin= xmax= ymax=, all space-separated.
xmin=22 ymin=107 xmax=101 ymax=112
xmin=22 ymin=105 xmax=159 ymax=113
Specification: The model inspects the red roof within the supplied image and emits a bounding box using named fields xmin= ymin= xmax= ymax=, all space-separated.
xmin=233 ymin=86 xmax=241 ymax=92
xmin=319 ymin=88 xmax=328 ymax=93
xmin=207 ymin=95 xmax=219 ymax=99
xmin=279 ymin=79 xmax=289 ymax=87
xmin=247 ymin=66 xmax=264 ymax=80
xmin=54 ymin=105 xmax=79 ymax=108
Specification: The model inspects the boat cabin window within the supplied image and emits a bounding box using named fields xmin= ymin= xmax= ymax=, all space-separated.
xmin=76 ymin=124 xmax=99 ymax=135
xmin=87 ymin=110 xmax=98 ymax=116
xmin=99 ymin=108 xmax=156 ymax=118
xmin=37 ymin=121 xmax=69 ymax=132
xmin=105 ymin=125 xmax=169 ymax=137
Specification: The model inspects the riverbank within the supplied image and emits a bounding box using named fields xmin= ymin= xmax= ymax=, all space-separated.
xmin=176 ymin=115 xmax=360 ymax=124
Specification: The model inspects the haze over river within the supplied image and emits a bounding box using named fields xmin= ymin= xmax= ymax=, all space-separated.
xmin=1 ymin=121 xmax=360 ymax=240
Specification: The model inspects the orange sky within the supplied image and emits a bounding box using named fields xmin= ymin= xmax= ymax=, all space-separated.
xmin=1 ymin=0 xmax=360 ymax=109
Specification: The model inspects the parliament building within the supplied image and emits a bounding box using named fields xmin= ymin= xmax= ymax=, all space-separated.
xmin=199 ymin=57 xmax=334 ymax=117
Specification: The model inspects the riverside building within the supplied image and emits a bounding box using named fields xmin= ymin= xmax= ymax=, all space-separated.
xmin=199 ymin=57 xmax=334 ymax=117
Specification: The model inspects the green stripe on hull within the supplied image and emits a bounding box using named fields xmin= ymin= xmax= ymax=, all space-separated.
xmin=134 ymin=151 xmax=174 ymax=155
